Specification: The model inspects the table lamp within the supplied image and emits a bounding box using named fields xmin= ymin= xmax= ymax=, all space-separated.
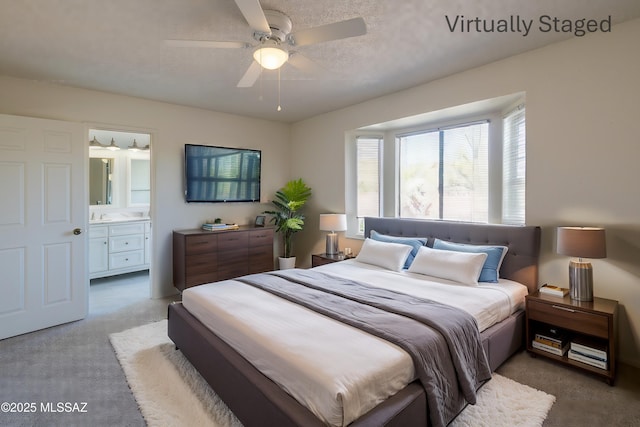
xmin=556 ymin=227 xmax=606 ymax=301
xmin=319 ymin=214 xmax=347 ymax=255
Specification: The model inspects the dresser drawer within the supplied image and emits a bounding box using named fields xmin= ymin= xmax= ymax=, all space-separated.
xmin=185 ymin=234 xmax=217 ymax=255
xmin=110 ymin=234 xmax=145 ymax=252
xmin=249 ymin=229 xmax=274 ymax=246
xmin=218 ymin=264 xmax=249 ymax=281
xmin=185 ymin=271 xmax=218 ymax=287
xmin=186 ymin=253 xmax=218 ymax=273
xmin=527 ymin=298 xmax=609 ymax=338
xmin=249 ymin=260 xmax=273 ymax=274
xmin=218 ymin=248 xmax=248 ymax=266
xmin=186 ymin=253 xmax=218 ymax=285
xmin=249 ymin=246 xmax=273 ymax=271
xmin=218 ymin=232 xmax=249 ymax=250
xmin=173 ymin=227 xmax=274 ymax=291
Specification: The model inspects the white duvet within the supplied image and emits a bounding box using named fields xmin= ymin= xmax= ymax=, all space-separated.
xmin=181 ymin=260 xmax=528 ymax=427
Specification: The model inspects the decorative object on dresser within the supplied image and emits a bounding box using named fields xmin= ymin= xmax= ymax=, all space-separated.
xmin=539 ymin=284 xmax=569 ymax=298
xmin=201 ymin=222 xmax=239 ymax=231
xmin=319 ymin=213 xmax=347 ymax=255
xmin=525 ymin=291 xmax=618 ymax=384
xmin=263 ymin=178 xmax=312 ymax=269
xmin=556 ymin=226 xmax=607 ymax=301
xmin=172 ymin=226 xmax=274 ymax=291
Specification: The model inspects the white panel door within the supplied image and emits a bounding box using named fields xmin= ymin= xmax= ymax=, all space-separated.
xmin=0 ymin=113 xmax=87 ymax=339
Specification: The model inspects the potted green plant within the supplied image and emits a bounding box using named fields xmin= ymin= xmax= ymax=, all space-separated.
xmin=263 ymin=178 xmax=312 ymax=269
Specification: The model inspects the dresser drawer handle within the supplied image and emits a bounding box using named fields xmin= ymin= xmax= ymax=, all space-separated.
xmin=552 ymin=305 xmax=576 ymax=313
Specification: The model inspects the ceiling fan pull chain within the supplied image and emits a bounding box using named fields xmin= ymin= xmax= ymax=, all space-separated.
xmin=277 ymin=68 xmax=282 ymax=112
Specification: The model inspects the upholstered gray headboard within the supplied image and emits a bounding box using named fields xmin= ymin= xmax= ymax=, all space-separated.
xmin=364 ymin=217 xmax=541 ymax=294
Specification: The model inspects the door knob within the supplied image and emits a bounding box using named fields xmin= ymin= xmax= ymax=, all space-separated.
xmin=73 ymin=228 xmax=82 ymax=235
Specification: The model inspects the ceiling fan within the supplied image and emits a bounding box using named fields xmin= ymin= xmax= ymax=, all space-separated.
xmin=165 ymin=0 xmax=367 ymax=88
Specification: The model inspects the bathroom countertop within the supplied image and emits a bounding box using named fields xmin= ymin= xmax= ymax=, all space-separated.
xmin=89 ymin=216 xmax=150 ymax=225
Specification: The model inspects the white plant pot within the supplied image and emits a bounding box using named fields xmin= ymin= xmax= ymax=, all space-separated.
xmin=278 ymin=257 xmax=296 ymax=270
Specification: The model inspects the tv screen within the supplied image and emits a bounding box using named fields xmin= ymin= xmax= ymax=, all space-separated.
xmin=184 ymin=144 xmax=261 ymax=203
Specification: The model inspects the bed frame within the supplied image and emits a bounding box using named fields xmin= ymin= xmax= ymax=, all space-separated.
xmin=168 ymin=218 xmax=541 ymax=427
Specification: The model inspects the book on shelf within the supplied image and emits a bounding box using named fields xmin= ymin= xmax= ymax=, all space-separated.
xmin=535 ymin=325 xmax=568 ymax=345
xmin=568 ymin=349 xmax=608 ymax=370
xmin=539 ymin=284 xmax=569 ymax=297
xmin=532 ymin=339 xmax=569 ymax=356
xmin=534 ymin=335 xmax=565 ymax=349
xmin=202 ymin=223 xmax=239 ymax=231
xmin=570 ymin=336 xmax=608 ymax=361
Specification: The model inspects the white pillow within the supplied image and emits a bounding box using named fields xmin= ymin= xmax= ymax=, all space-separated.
xmin=355 ymin=238 xmax=412 ymax=272
xmin=408 ymin=246 xmax=488 ymax=285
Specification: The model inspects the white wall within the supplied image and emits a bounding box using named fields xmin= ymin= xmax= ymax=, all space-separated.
xmin=0 ymin=76 xmax=291 ymax=298
xmin=291 ymin=18 xmax=640 ymax=367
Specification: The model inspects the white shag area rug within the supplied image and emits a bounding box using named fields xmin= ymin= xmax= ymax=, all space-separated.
xmin=110 ymin=320 xmax=555 ymax=427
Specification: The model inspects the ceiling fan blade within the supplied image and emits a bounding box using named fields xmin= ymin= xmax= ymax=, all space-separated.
xmin=237 ymin=61 xmax=263 ymax=87
xmin=289 ymin=17 xmax=366 ymax=47
xmin=165 ymin=40 xmax=249 ymax=49
xmin=287 ymin=53 xmax=326 ymax=77
xmin=234 ymin=0 xmax=271 ymax=34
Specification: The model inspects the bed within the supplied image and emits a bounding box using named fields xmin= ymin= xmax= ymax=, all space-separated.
xmin=168 ymin=218 xmax=541 ymax=427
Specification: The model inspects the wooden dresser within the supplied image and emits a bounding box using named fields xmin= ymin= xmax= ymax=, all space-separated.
xmin=173 ymin=226 xmax=274 ymax=291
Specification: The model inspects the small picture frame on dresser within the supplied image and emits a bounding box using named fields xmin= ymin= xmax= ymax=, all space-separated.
xmin=254 ymin=215 xmax=266 ymax=227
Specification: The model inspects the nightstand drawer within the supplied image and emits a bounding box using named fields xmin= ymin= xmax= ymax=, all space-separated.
xmin=527 ymin=299 xmax=609 ymax=338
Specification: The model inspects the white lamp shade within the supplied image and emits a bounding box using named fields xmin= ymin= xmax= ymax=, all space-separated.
xmin=253 ymin=45 xmax=289 ymax=70
xmin=319 ymin=214 xmax=347 ymax=232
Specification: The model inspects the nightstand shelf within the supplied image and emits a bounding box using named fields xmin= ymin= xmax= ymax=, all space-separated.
xmin=525 ymin=291 xmax=618 ymax=385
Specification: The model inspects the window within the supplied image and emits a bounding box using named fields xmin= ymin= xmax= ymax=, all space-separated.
xmin=502 ymin=106 xmax=526 ymax=224
xmin=398 ymin=122 xmax=489 ymax=222
xmin=349 ymin=97 xmax=527 ymax=234
xmin=356 ymin=136 xmax=381 ymax=233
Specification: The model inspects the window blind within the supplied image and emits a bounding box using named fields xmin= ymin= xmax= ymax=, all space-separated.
xmin=502 ymin=106 xmax=526 ymax=225
xmin=356 ymin=137 xmax=381 ymax=218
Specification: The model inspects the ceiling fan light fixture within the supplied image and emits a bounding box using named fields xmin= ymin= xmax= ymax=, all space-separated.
xmin=253 ymin=44 xmax=289 ymax=70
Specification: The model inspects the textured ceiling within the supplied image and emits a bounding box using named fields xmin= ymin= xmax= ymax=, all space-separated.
xmin=1 ymin=0 xmax=639 ymax=122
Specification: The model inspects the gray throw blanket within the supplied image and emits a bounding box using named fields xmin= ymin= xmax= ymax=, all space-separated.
xmin=237 ymin=269 xmax=491 ymax=427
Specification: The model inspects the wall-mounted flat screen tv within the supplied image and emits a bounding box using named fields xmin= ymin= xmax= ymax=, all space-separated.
xmin=184 ymin=144 xmax=261 ymax=203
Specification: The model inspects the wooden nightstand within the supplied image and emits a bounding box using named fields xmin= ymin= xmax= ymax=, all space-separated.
xmin=525 ymin=291 xmax=618 ymax=385
xmin=311 ymin=253 xmax=354 ymax=267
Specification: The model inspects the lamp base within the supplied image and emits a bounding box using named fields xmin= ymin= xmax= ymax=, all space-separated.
xmin=325 ymin=233 xmax=339 ymax=255
xmin=569 ymin=260 xmax=593 ymax=301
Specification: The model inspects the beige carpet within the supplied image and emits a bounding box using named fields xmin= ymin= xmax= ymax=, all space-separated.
xmin=110 ymin=320 xmax=555 ymax=427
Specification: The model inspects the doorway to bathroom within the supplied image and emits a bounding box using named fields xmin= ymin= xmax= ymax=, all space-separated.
xmin=88 ymin=129 xmax=152 ymax=313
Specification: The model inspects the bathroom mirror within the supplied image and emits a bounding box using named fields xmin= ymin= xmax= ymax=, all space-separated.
xmin=89 ymin=157 xmax=114 ymax=205
xmin=129 ymin=158 xmax=150 ymax=206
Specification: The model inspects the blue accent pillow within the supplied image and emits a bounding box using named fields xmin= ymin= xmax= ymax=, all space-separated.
xmin=370 ymin=230 xmax=427 ymax=269
xmin=432 ymin=239 xmax=508 ymax=283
